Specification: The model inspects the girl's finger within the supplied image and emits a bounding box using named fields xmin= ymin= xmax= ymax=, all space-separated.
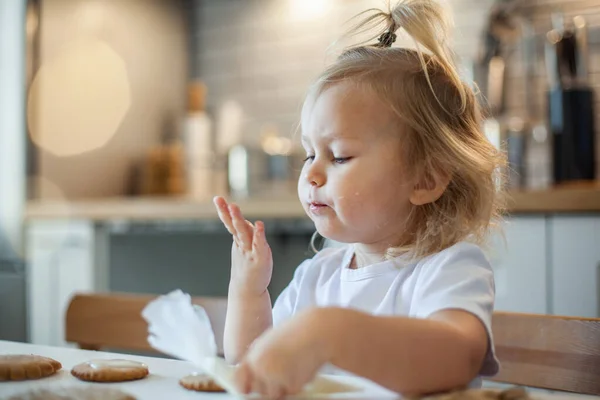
xmin=233 ymin=363 xmax=252 ymax=395
xmin=250 ymin=376 xmax=267 ymax=398
xmin=266 ymin=381 xmax=285 ymax=400
xmin=230 ymin=204 xmax=253 ymax=250
xmin=213 ymin=196 xmax=237 ymax=236
xmin=252 ymin=221 xmax=269 ymax=254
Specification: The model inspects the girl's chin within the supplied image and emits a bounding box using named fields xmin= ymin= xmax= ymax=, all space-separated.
xmin=313 ymin=226 xmax=351 ymax=245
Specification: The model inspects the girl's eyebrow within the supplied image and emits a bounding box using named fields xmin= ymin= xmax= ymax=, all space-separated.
xmin=301 ymin=133 xmax=359 ymax=144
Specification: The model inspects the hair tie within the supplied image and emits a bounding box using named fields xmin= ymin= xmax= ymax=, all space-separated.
xmin=378 ymin=30 xmax=397 ymax=47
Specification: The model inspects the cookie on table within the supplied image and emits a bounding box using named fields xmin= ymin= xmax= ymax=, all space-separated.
xmin=0 ymin=354 xmax=62 ymax=381
xmin=179 ymin=372 xmax=225 ymax=392
xmin=7 ymin=386 xmax=137 ymax=400
xmin=70 ymin=359 xmax=149 ymax=382
xmin=413 ymin=387 xmax=530 ymax=400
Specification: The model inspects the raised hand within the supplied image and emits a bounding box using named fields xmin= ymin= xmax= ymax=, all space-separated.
xmin=213 ymin=196 xmax=273 ymax=296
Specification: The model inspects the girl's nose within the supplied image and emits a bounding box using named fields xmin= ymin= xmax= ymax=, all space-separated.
xmin=305 ymin=162 xmax=325 ymax=187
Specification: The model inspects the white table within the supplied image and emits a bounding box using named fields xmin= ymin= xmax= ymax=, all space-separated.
xmin=0 ymin=340 xmax=398 ymax=399
xmin=0 ymin=341 xmax=594 ymax=400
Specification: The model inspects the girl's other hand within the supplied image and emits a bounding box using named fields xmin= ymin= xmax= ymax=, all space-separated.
xmin=213 ymin=196 xmax=273 ymax=296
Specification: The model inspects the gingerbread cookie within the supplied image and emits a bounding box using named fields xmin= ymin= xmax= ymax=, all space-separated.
xmin=0 ymin=354 xmax=62 ymax=381
xmin=413 ymin=387 xmax=530 ymax=400
xmin=70 ymin=359 xmax=148 ymax=382
xmin=179 ymin=372 xmax=225 ymax=392
xmin=7 ymin=387 xmax=137 ymax=400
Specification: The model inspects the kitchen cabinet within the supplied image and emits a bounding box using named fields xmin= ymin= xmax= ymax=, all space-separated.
xmin=0 ymin=259 xmax=27 ymax=341
xmin=22 ymin=195 xmax=600 ymax=347
xmin=26 ymin=220 xmax=98 ymax=346
xmin=486 ymin=216 xmax=548 ymax=314
xmin=549 ymin=216 xmax=600 ymax=318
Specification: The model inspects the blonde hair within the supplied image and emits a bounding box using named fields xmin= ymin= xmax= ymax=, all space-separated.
xmin=305 ymin=0 xmax=507 ymax=260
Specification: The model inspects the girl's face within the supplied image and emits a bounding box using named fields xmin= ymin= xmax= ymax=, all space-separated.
xmin=298 ymin=82 xmax=415 ymax=248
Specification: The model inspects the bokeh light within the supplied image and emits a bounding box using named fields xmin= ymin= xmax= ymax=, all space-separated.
xmin=27 ymin=39 xmax=131 ymax=157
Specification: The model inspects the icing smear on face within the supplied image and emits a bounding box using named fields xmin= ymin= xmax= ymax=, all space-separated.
xmin=86 ymin=359 xmax=147 ymax=370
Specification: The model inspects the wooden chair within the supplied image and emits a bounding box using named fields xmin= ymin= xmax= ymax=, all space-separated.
xmin=66 ymin=295 xmax=600 ymax=395
xmin=65 ymin=292 xmax=227 ymax=355
xmin=488 ymin=311 xmax=600 ymax=396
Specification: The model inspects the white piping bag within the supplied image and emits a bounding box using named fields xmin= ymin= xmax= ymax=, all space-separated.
xmin=141 ymin=290 xmax=242 ymax=396
xmin=141 ymin=290 xmax=396 ymax=399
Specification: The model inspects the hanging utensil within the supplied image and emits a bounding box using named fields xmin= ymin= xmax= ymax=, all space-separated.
xmin=545 ymin=14 xmax=596 ymax=183
xmin=574 ymin=15 xmax=589 ymax=85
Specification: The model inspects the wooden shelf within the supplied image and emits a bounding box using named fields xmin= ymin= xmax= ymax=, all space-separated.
xmin=507 ymin=182 xmax=600 ymax=214
xmin=25 ymin=182 xmax=600 ymax=221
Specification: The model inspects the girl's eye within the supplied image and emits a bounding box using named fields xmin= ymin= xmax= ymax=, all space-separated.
xmin=333 ymin=157 xmax=351 ymax=164
xmin=303 ymin=155 xmax=315 ymax=162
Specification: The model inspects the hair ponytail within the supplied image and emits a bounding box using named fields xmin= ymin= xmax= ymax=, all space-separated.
xmin=389 ymin=0 xmax=467 ymax=113
xmin=344 ymin=0 xmax=467 ymax=113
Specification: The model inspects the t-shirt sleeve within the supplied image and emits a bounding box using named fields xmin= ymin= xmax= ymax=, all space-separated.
xmin=411 ymin=242 xmax=499 ymax=377
xmin=272 ymin=258 xmax=312 ymax=327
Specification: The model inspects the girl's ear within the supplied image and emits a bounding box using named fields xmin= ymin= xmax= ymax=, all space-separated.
xmin=409 ymin=168 xmax=451 ymax=206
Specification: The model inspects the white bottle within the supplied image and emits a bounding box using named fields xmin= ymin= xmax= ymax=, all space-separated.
xmin=184 ymin=82 xmax=214 ymax=200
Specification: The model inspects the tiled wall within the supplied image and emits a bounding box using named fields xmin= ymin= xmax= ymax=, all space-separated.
xmin=191 ymin=0 xmax=495 ymax=147
xmin=191 ymin=0 xmax=600 ymax=181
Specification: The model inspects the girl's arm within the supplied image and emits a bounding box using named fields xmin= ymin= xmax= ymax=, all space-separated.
xmin=213 ymin=197 xmax=274 ymax=363
xmin=225 ymin=287 xmax=273 ymax=363
xmin=319 ymin=307 xmax=488 ymax=396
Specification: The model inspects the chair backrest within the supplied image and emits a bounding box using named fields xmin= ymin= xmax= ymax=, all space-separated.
xmin=65 ymin=292 xmax=227 ymax=355
xmin=489 ymin=311 xmax=600 ymax=396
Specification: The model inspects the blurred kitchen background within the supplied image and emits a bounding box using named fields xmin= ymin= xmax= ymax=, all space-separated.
xmin=0 ymin=0 xmax=599 ymax=348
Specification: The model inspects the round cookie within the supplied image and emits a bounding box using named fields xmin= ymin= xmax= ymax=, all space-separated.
xmin=70 ymin=359 xmax=148 ymax=382
xmin=179 ymin=372 xmax=225 ymax=392
xmin=8 ymin=386 xmax=137 ymax=400
xmin=0 ymin=354 xmax=62 ymax=381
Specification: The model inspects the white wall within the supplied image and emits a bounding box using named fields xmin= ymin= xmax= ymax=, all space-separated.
xmin=0 ymin=0 xmax=26 ymax=257
xmin=192 ymin=0 xmax=495 ymax=147
xmin=32 ymin=0 xmax=189 ymax=199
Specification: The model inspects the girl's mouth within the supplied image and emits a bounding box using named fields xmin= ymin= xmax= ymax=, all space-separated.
xmin=309 ymin=202 xmax=329 ymax=214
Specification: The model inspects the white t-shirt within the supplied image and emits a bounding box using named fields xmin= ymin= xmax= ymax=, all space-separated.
xmin=272 ymin=241 xmax=499 ymax=387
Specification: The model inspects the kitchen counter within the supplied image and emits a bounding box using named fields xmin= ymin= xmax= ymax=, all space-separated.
xmin=24 ymin=182 xmax=600 ymax=221
xmin=24 ymin=196 xmax=306 ymax=221
xmin=507 ymin=182 xmax=600 ymax=213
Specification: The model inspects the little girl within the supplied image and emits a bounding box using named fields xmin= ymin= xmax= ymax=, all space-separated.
xmin=213 ymin=0 xmax=505 ymax=398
